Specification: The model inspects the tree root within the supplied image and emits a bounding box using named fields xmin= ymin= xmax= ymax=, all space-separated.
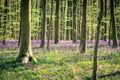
xmin=17 ymin=56 xmax=37 ymax=64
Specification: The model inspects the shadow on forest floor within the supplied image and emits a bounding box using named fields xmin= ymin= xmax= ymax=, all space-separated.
xmin=0 ymin=52 xmax=34 ymax=71
xmin=98 ymin=71 xmax=120 ymax=78
xmin=85 ymin=71 xmax=120 ymax=80
xmin=0 ymin=58 xmax=19 ymax=70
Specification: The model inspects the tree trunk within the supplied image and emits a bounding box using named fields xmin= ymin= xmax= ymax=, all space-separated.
xmin=93 ymin=0 xmax=103 ymax=80
xmin=108 ymin=19 xmax=112 ymax=45
xmin=64 ymin=0 xmax=68 ymax=40
xmin=46 ymin=0 xmax=53 ymax=50
xmin=40 ymin=0 xmax=46 ymax=48
xmin=17 ymin=0 xmax=37 ymax=64
xmin=77 ymin=0 xmax=82 ymax=40
xmin=104 ymin=0 xmax=107 ymax=41
xmin=110 ymin=0 xmax=119 ymax=47
xmin=79 ymin=0 xmax=87 ymax=53
xmin=72 ymin=0 xmax=77 ymax=43
xmin=54 ymin=0 xmax=60 ymax=44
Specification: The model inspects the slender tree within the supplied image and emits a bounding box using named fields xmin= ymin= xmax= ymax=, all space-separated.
xmin=108 ymin=19 xmax=112 ymax=45
xmin=93 ymin=0 xmax=104 ymax=80
xmin=17 ymin=0 xmax=37 ymax=64
xmin=62 ymin=0 xmax=68 ymax=40
xmin=104 ymin=0 xmax=107 ymax=41
xmin=115 ymin=0 xmax=120 ymax=40
xmin=77 ymin=0 xmax=82 ymax=40
xmin=110 ymin=0 xmax=119 ymax=47
xmin=72 ymin=0 xmax=77 ymax=43
xmin=46 ymin=0 xmax=53 ymax=50
xmin=79 ymin=0 xmax=87 ymax=53
xmin=40 ymin=0 xmax=46 ymax=48
xmin=54 ymin=0 xmax=60 ymax=44
xmin=64 ymin=0 xmax=68 ymax=40
xmin=0 ymin=1 xmax=3 ymax=37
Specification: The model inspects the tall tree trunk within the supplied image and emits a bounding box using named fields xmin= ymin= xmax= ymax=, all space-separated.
xmin=3 ymin=0 xmax=8 ymax=45
xmin=104 ymin=0 xmax=107 ymax=41
xmin=40 ymin=0 xmax=46 ymax=48
xmin=54 ymin=0 xmax=60 ymax=44
xmin=0 ymin=1 xmax=3 ymax=40
xmin=64 ymin=0 xmax=68 ymax=40
xmin=93 ymin=0 xmax=103 ymax=80
xmin=77 ymin=0 xmax=82 ymax=40
xmin=79 ymin=0 xmax=87 ymax=53
xmin=17 ymin=0 xmax=37 ymax=64
xmin=72 ymin=0 xmax=77 ymax=43
xmin=110 ymin=0 xmax=119 ymax=47
xmin=0 ymin=2 xmax=2 ymax=34
xmin=115 ymin=0 xmax=120 ymax=41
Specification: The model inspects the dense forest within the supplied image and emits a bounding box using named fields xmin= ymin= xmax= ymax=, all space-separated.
xmin=0 ymin=0 xmax=120 ymax=80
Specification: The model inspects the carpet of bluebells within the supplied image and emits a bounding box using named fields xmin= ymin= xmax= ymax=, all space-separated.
xmin=0 ymin=40 xmax=120 ymax=80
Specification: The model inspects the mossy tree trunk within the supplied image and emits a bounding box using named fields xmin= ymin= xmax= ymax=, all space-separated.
xmin=93 ymin=0 xmax=103 ymax=80
xmin=79 ymin=0 xmax=87 ymax=53
xmin=17 ymin=0 xmax=37 ymax=64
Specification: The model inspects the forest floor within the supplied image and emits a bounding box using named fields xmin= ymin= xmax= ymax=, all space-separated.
xmin=0 ymin=40 xmax=120 ymax=80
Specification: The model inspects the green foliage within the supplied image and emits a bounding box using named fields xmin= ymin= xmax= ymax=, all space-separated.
xmin=0 ymin=0 xmax=120 ymax=40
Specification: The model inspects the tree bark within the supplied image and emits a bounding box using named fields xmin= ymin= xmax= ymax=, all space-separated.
xmin=17 ymin=0 xmax=37 ymax=64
